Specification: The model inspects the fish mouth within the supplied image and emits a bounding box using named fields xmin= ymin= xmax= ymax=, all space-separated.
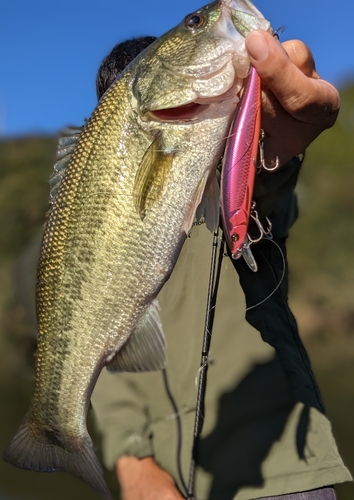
xmin=138 ymin=46 xmax=246 ymax=123
xmin=147 ymin=86 xmax=238 ymax=123
xmin=149 ymin=102 xmax=206 ymax=122
xmin=146 ymin=62 xmax=242 ymax=123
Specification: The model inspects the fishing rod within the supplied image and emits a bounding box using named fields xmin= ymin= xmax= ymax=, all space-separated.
xmin=161 ymin=227 xmax=225 ymax=500
xmin=185 ymin=61 xmax=263 ymax=498
xmin=186 ymin=228 xmax=225 ymax=500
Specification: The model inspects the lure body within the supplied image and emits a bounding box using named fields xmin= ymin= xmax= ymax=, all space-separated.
xmin=221 ymin=65 xmax=261 ymax=262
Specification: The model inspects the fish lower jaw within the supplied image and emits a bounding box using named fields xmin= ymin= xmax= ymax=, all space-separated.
xmin=148 ymin=102 xmax=208 ymax=122
xmin=195 ymin=76 xmax=242 ymax=104
xmin=146 ymin=81 xmax=241 ymax=124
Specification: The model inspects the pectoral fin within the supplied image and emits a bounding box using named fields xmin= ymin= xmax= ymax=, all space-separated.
xmin=107 ymin=300 xmax=166 ymax=372
xmin=134 ymin=133 xmax=175 ymax=219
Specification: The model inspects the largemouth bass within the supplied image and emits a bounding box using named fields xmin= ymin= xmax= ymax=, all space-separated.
xmin=4 ymin=1 xmax=271 ymax=498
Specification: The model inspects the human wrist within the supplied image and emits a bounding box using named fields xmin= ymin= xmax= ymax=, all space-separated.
xmin=116 ymin=455 xmax=154 ymax=473
xmin=116 ymin=456 xmax=152 ymax=500
xmin=116 ymin=456 xmax=184 ymax=500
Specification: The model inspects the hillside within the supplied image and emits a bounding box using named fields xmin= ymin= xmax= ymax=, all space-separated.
xmin=288 ymin=84 xmax=354 ymax=338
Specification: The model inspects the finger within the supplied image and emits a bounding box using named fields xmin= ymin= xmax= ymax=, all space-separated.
xmin=282 ymin=39 xmax=317 ymax=78
xmin=245 ymin=30 xmax=340 ymax=128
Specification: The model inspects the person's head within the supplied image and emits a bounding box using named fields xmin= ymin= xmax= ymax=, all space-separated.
xmin=96 ymin=36 xmax=157 ymax=100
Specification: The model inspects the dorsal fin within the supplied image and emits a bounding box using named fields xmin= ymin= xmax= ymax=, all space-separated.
xmin=133 ymin=133 xmax=175 ymax=219
xmin=49 ymin=126 xmax=83 ymax=205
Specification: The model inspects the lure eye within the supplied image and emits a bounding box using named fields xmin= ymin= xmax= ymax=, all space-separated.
xmin=185 ymin=13 xmax=205 ymax=30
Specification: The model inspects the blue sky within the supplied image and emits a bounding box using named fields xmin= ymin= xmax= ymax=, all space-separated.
xmin=1 ymin=0 xmax=353 ymax=137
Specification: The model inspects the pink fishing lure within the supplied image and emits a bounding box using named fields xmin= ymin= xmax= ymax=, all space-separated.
xmin=220 ymin=65 xmax=261 ymax=263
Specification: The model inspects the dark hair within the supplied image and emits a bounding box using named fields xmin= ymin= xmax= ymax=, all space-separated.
xmin=96 ymin=36 xmax=157 ymax=100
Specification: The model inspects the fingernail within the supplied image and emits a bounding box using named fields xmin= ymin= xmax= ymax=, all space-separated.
xmin=246 ymin=31 xmax=269 ymax=62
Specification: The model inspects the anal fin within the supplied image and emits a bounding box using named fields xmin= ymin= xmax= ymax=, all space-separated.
xmin=196 ymin=173 xmax=220 ymax=232
xmin=107 ymin=299 xmax=166 ymax=372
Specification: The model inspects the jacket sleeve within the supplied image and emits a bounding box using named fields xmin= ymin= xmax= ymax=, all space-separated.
xmin=253 ymin=154 xmax=304 ymax=240
xmin=91 ymin=368 xmax=154 ymax=470
xmin=231 ymin=153 xmax=325 ymax=412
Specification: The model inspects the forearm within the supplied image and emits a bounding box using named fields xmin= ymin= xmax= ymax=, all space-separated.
xmin=92 ymin=369 xmax=153 ymax=470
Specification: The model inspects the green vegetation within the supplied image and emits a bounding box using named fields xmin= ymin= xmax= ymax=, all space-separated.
xmin=286 ymin=83 xmax=354 ymax=500
xmin=288 ymin=85 xmax=354 ymax=351
xmin=0 ymin=86 xmax=354 ymax=499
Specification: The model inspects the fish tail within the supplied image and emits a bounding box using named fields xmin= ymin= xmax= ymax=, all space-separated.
xmin=3 ymin=415 xmax=112 ymax=500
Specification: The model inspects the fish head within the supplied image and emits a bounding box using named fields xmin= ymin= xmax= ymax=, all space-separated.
xmin=132 ymin=0 xmax=271 ymax=122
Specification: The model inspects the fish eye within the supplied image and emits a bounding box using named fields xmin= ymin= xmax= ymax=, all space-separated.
xmin=185 ymin=13 xmax=206 ymax=30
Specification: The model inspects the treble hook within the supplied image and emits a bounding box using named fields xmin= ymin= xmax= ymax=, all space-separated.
xmin=255 ymin=129 xmax=280 ymax=172
xmin=248 ymin=201 xmax=273 ymax=244
xmin=273 ymin=25 xmax=286 ymax=40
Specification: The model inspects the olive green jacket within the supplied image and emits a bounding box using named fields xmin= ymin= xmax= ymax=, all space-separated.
xmin=92 ymin=159 xmax=352 ymax=499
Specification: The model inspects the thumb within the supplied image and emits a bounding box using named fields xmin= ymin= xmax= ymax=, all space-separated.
xmin=245 ymin=30 xmax=340 ymax=128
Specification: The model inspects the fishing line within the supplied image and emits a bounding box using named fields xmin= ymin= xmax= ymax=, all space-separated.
xmin=163 ymin=230 xmax=285 ymax=499
xmin=245 ymin=237 xmax=286 ymax=312
xmin=162 ymin=226 xmax=223 ymax=500
xmin=194 ymin=356 xmax=213 ymax=391
xmin=162 ymin=367 xmax=189 ymax=496
xmin=273 ymin=25 xmax=286 ymax=39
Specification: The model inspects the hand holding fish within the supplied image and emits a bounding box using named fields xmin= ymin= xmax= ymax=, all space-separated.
xmin=246 ymin=30 xmax=340 ymax=167
xmin=220 ymin=30 xmax=340 ymax=263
